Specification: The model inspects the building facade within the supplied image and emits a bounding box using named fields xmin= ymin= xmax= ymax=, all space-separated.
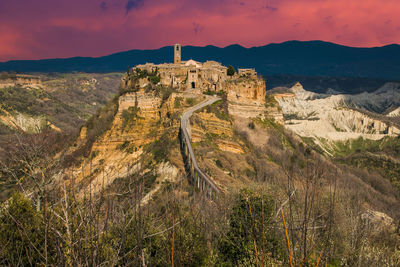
xmin=135 ymin=44 xmax=228 ymax=91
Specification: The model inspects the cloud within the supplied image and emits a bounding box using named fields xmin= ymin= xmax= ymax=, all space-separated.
xmin=100 ymin=1 xmax=107 ymax=11
xmin=265 ymin=5 xmax=278 ymax=12
xmin=385 ymin=19 xmax=392 ymax=25
xmin=192 ymin=22 xmax=204 ymax=35
xmin=126 ymin=0 xmax=144 ymax=14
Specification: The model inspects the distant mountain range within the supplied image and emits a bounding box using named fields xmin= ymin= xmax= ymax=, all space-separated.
xmin=1 ymin=41 xmax=400 ymax=80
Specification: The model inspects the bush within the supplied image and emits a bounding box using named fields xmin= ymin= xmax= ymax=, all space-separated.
xmin=203 ymin=89 xmax=215 ymax=96
xmin=148 ymin=75 xmax=161 ymax=85
xmin=248 ymin=122 xmax=255 ymax=129
xmin=121 ymin=106 xmax=141 ymax=129
xmin=146 ymin=133 xmax=175 ymax=163
xmin=204 ymin=100 xmax=230 ymax=121
xmin=117 ymin=141 xmax=136 ymax=154
xmin=217 ymin=189 xmax=282 ymax=265
xmin=227 ymin=65 xmax=236 ymax=76
xmin=186 ymin=98 xmax=195 ymax=105
xmin=0 ymin=193 xmax=47 ymax=265
xmin=160 ymin=87 xmax=174 ymax=104
xmin=174 ymin=97 xmax=183 ymax=108
xmin=215 ymin=159 xmax=223 ymax=168
xmin=265 ymin=94 xmax=279 ymax=108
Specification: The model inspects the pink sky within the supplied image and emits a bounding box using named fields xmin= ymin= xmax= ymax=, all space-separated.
xmin=0 ymin=0 xmax=399 ymax=61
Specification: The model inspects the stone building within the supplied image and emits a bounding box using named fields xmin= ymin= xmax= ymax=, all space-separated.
xmin=238 ymin=68 xmax=257 ymax=78
xmin=135 ymin=44 xmax=228 ymax=91
xmin=174 ymin=44 xmax=181 ymax=64
xmin=132 ymin=44 xmax=266 ymax=103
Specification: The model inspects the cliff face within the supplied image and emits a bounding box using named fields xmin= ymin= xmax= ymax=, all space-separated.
xmin=0 ymin=75 xmax=41 ymax=89
xmin=0 ymin=108 xmax=47 ymax=133
xmin=226 ymin=78 xmax=266 ymax=103
xmin=188 ymin=107 xmax=251 ymax=191
xmin=226 ymin=78 xmax=267 ymax=118
xmin=191 ymin=111 xmax=244 ymax=154
xmin=67 ymin=88 xmax=193 ymax=196
xmin=98 ymin=90 xmax=173 ymax=148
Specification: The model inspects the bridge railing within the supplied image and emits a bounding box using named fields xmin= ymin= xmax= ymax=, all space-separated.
xmin=180 ymin=108 xmax=221 ymax=196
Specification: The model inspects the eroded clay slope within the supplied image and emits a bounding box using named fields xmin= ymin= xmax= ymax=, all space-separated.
xmin=273 ymin=82 xmax=400 ymax=141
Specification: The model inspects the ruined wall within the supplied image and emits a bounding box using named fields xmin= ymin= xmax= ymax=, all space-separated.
xmin=198 ymin=67 xmax=227 ymax=92
xmin=238 ymin=68 xmax=257 ymax=78
xmin=225 ymin=77 xmax=267 ymax=118
xmin=226 ymin=78 xmax=266 ymax=103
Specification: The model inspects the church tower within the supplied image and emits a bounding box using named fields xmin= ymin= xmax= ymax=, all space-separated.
xmin=174 ymin=44 xmax=181 ymax=64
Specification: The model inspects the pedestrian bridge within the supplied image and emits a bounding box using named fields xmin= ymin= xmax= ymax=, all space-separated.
xmin=179 ymin=96 xmax=221 ymax=198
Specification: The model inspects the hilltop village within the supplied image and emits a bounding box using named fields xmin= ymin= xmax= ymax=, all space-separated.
xmin=122 ymin=44 xmax=267 ymax=111
xmin=68 ymin=44 xmax=273 ymax=199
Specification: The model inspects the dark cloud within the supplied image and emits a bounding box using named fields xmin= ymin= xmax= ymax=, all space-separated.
xmin=193 ymin=22 xmax=204 ymax=35
xmin=265 ymin=5 xmax=278 ymax=12
xmin=240 ymin=2 xmax=245 ymax=6
xmin=100 ymin=1 xmax=107 ymax=11
xmin=126 ymin=0 xmax=144 ymax=14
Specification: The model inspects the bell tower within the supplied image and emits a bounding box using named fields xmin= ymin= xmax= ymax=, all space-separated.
xmin=174 ymin=44 xmax=181 ymax=64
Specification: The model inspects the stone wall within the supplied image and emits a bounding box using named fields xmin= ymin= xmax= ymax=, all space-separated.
xmin=135 ymin=61 xmax=228 ymax=92
xmin=226 ymin=78 xmax=266 ymax=103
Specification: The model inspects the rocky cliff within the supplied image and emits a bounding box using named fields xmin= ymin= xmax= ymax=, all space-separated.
xmin=273 ymin=82 xmax=400 ymax=141
xmin=65 ymin=87 xmax=208 ymax=198
xmin=191 ymin=111 xmax=244 ymax=154
xmin=226 ymin=77 xmax=267 ymax=118
xmin=0 ymin=74 xmax=41 ymax=89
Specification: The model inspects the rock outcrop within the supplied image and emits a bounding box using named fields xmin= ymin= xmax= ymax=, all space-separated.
xmin=66 ymin=88 xmax=189 ymax=196
xmin=0 ymin=75 xmax=41 ymax=89
xmin=0 ymin=108 xmax=46 ymax=133
xmin=274 ymin=82 xmax=400 ymax=141
xmin=94 ymin=89 xmax=176 ymax=151
xmin=226 ymin=78 xmax=267 ymax=118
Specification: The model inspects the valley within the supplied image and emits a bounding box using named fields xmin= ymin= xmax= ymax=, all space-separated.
xmin=1 ymin=52 xmax=400 ymax=265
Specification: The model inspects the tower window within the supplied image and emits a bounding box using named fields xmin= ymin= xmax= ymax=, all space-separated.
xmin=176 ymin=46 xmax=179 ymax=51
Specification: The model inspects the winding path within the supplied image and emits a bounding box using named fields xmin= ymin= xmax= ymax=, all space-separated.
xmin=180 ymin=96 xmax=221 ymax=196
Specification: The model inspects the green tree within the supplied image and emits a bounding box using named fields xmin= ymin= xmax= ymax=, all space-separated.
xmin=0 ymin=193 xmax=46 ymax=265
xmin=218 ymin=189 xmax=282 ymax=266
xmin=227 ymin=65 xmax=236 ymax=76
